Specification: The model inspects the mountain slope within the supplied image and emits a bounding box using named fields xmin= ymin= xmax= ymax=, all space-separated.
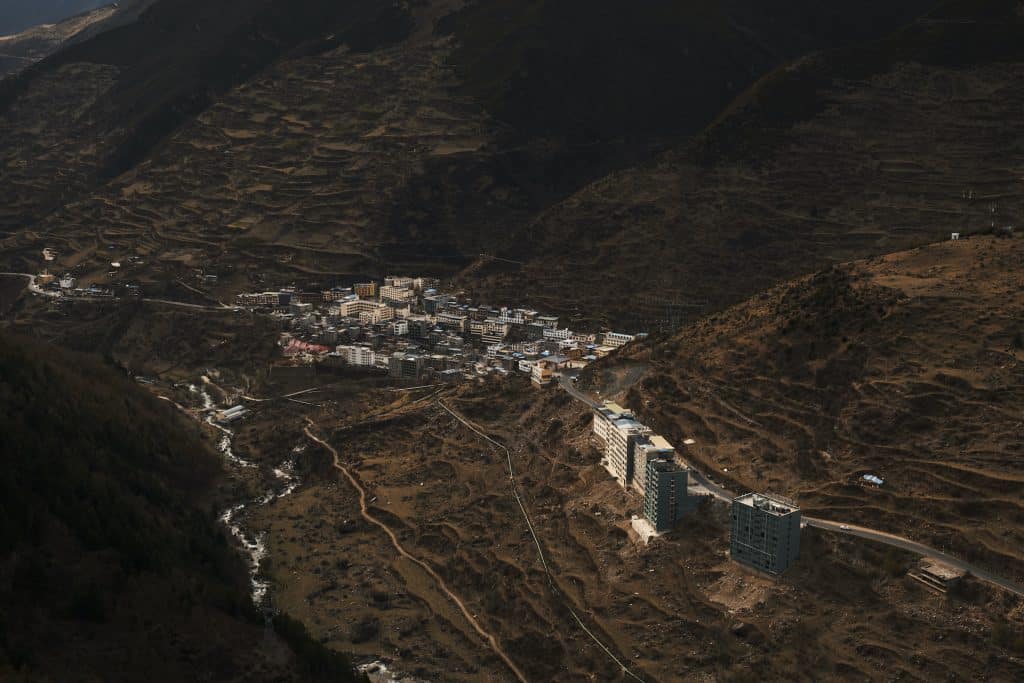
xmin=0 ymin=0 xmax=941 ymax=293
xmin=0 ymin=331 xmax=362 ymax=681
xmin=465 ymin=0 xmax=1024 ymax=328
xmin=612 ymin=235 xmax=1024 ymax=579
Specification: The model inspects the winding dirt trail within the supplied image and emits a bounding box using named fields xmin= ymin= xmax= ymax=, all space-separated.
xmin=302 ymin=423 xmax=528 ymax=683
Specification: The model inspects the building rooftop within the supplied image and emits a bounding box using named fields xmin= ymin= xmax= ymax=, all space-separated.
xmin=648 ymin=435 xmax=674 ymax=450
xmin=734 ymin=492 xmax=799 ymax=516
xmin=919 ymin=558 xmax=966 ymax=581
xmin=648 ymin=458 xmax=684 ymax=474
xmin=612 ymin=418 xmax=648 ymax=432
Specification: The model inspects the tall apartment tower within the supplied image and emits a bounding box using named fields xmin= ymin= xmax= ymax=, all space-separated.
xmin=632 ymin=435 xmax=675 ymax=499
xmin=643 ymin=459 xmax=691 ymax=532
xmin=606 ymin=418 xmax=651 ymax=486
xmin=730 ymin=493 xmax=802 ymax=575
xmin=592 ymin=401 xmax=633 ymax=447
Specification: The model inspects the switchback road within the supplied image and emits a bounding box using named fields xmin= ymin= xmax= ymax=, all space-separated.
xmin=556 ymin=377 xmax=1024 ymax=597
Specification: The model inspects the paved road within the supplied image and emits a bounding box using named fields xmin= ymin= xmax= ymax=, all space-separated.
xmin=0 ymin=273 xmax=239 ymax=312
xmin=805 ymin=518 xmax=1024 ymax=596
xmin=0 ymin=272 xmax=55 ymax=297
xmin=556 ymin=377 xmax=1024 ymax=597
xmin=144 ymin=298 xmax=239 ymax=312
xmin=557 ymin=373 xmax=602 ymax=408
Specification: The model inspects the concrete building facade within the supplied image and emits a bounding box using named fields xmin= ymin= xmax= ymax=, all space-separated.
xmin=337 ymin=345 xmax=377 ymax=367
xmin=606 ymin=418 xmax=651 ymax=486
xmin=730 ymin=493 xmax=801 ymax=576
xmin=632 ymin=435 xmax=675 ymax=499
xmin=531 ymin=359 xmax=555 ymax=386
xmin=592 ymin=401 xmax=633 ymax=446
xmin=354 ymin=282 xmax=377 ymax=298
xmin=601 ymin=332 xmax=635 ymax=348
xmin=643 ymin=459 xmax=691 ymax=532
xmin=380 ymin=284 xmax=414 ymax=303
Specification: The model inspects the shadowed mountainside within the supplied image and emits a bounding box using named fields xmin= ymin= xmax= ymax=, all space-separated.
xmin=0 ymin=0 xmax=943 ymax=295
xmin=0 ymin=330 xmax=364 ymax=681
xmin=465 ymin=0 xmax=1024 ymax=329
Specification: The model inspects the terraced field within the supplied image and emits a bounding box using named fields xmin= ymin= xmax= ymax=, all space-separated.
xmin=467 ymin=59 xmax=1024 ymax=328
xmin=0 ymin=61 xmax=121 ymax=241
xmin=0 ymin=33 xmax=493 ymax=287
xmin=235 ymin=375 xmax=1023 ymax=681
xmin=620 ymin=236 xmax=1024 ymax=581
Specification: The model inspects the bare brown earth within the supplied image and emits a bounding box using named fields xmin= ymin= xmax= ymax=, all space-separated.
xmin=467 ymin=59 xmax=1024 ymax=329
xmin=2 ymin=1 xmax=1003 ymax=325
xmin=0 ymin=274 xmax=26 ymax=313
xmin=4 ymin=240 xmax=1023 ymax=680
xmin=0 ymin=7 xmax=508 ymax=290
xmin=233 ymin=373 xmax=1023 ymax=682
xmin=617 ymin=236 xmax=1024 ymax=583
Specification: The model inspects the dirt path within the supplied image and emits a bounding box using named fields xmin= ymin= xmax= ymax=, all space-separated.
xmin=302 ymin=423 xmax=528 ymax=683
xmin=437 ymin=400 xmax=647 ymax=682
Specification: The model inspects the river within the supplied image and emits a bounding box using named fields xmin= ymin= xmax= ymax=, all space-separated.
xmin=189 ymin=384 xmax=300 ymax=605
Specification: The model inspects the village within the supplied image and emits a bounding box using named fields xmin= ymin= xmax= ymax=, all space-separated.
xmin=237 ymin=275 xmax=642 ymax=385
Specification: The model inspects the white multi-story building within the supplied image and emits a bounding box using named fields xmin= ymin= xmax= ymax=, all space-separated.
xmin=633 ymin=435 xmax=675 ymax=499
xmin=384 ymin=276 xmax=414 ymax=289
xmin=237 ymin=291 xmax=279 ymax=307
xmin=481 ymin=320 xmax=510 ymax=345
xmin=497 ymin=308 xmax=537 ymax=325
xmin=602 ymin=332 xmax=635 ymax=348
xmin=592 ymin=401 xmax=633 ymax=446
xmin=388 ymin=320 xmax=409 ymax=336
xmin=543 ymin=327 xmax=573 ymax=341
xmin=436 ymin=312 xmax=468 ymax=332
xmin=336 ymin=345 xmax=377 ymax=367
xmin=606 ymin=418 xmax=651 ymax=486
xmin=570 ymin=332 xmax=597 ymax=345
xmin=531 ymin=359 xmax=556 ymax=386
xmin=339 ymin=299 xmax=393 ymax=323
xmin=380 ymin=284 xmax=415 ymax=303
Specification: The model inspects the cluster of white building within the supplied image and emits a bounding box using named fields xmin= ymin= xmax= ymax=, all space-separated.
xmin=593 ymin=401 xmax=803 ymax=573
xmin=592 ymin=402 xmax=698 ymax=532
xmin=239 ymin=275 xmax=640 ymax=383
